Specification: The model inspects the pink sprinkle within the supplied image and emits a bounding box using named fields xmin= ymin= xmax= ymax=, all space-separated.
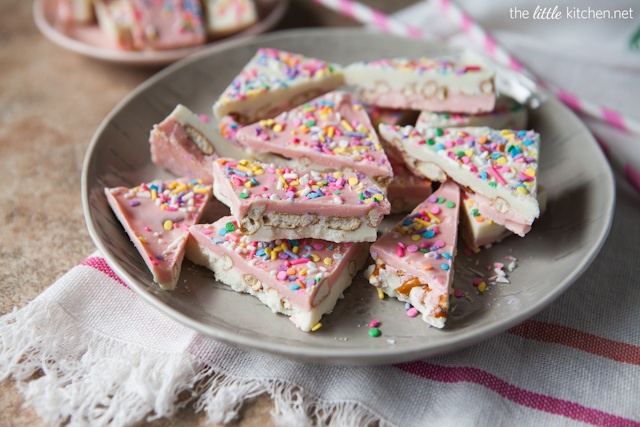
xmin=202 ymin=229 xmax=212 ymax=235
xmin=290 ymin=258 xmax=308 ymax=265
xmin=454 ymin=289 xmax=464 ymax=298
xmin=144 ymin=226 xmax=152 ymax=232
xmin=276 ymin=271 xmax=287 ymax=280
xmin=396 ymin=246 xmax=405 ymax=257
xmin=472 ymin=277 xmax=484 ymax=285
xmin=431 ymin=206 xmax=441 ymax=215
xmin=397 ymin=241 xmax=406 ymax=249
xmin=407 ymin=307 xmax=419 ymax=317
xmin=489 ymin=166 xmax=507 ymax=186
xmin=198 ymin=114 xmax=209 ymax=123
xmin=313 ymin=243 xmax=324 ymax=250
xmin=436 ymin=240 xmax=446 ymax=248
xmin=407 ymin=245 xmax=418 ymax=253
xmin=369 ymin=319 xmax=380 ymax=328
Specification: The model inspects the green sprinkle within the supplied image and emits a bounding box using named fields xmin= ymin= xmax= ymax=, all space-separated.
xmin=239 ymin=192 xmax=248 ymax=199
xmin=437 ymin=197 xmax=445 ymax=204
xmin=472 ymin=209 xmax=480 ymax=217
xmin=225 ymin=222 xmax=235 ymax=232
xmin=489 ymin=182 xmax=497 ymax=188
xmin=456 ymin=151 xmax=465 ymax=158
xmin=446 ymin=201 xmax=456 ymax=208
xmin=369 ymin=327 xmax=381 ymax=338
xmin=435 ymin=128 xmax=444 ymax=136
xmin=427 ymin=138 xmax=435 ymax=146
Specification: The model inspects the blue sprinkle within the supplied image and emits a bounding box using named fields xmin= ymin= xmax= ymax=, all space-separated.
xmin=218 ymin=228 xmax=227 ymax=236
xmin=290 ymin=284 xmax=300 ymax=291
xmin=480 ymin=171 xmax=488 ymax=180
xmin=442 ymin=252 xmax=452 ymax=259
xmin=523 ymin=138 xmax=533 ymax=146
xmin=517 ymin=130 xmax=527 ymax=137
xmin=435 ymin=143 xmax=445 ymax=151
xmin=423 ymin=230 xmax=435 ymax=239
xmin=441 ymin=263 xmax=450 ymax=271
xmin=287 ymin=275 xmax=297 ymax=281
xmin=405 ymin=302 xmax=412 ymax=310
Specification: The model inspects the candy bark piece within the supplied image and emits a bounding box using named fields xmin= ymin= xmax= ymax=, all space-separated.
xmin=366 ymin=180 xmax=461 ymax=329
xmin=416 ymin=96 xmax=527 ymax=131
xmin=236 ymin=91 xmax=394 ymax=188
xmin=213 ymin=48 xmax=344 ymax=123
xmin=186 ymin=218 xmax=368 ymax=331
xmin=211 ymin=158 xmax=391 ymax=243
xmin=56 ymin=0 xmax=95 ymax=24
xmin=105 ymin=179 xmax=211 ymax=290
xmin=95 ymin=0 xmax=206 ymax=51
xmin=379 ymin=125 xmax=540 ymax=236
xmin=150 ymin=104 xmax=247 ymax=184
xmin=344 ymin=51 xmax=496 ymax=114
xmin=202 ymin=0 xmax=257 ymax=37
xmin=461 ymin=186 xmax=547 ymax=250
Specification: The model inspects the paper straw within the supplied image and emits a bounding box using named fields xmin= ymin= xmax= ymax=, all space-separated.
xmin=312 ymin=0 xmax=436 ymax=41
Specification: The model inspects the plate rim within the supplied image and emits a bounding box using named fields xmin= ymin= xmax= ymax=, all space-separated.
xmin=33 ymin=0 xmax=290 ymax=66
xmin=81 ymin=27 xmax=616 ymax=365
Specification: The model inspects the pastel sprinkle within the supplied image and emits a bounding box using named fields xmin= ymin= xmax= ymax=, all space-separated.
xmin=407 ymin=307 xmax=419 ymax=317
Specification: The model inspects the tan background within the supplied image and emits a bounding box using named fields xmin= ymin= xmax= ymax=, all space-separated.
xmin=0 ymin=0 xmax=417 ymax=425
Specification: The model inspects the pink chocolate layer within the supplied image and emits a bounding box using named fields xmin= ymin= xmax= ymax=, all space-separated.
xmin=150 ymin=117 xmax=218 ymax=184
xmin=188 ymin=218 xmax=365 ymax=311
xmin=236 ymin=91 xmax=393 ymax=179
xmin=358 ymin=90 xmax=495 ymax=114
xmin=370 ymin=180 xmax=460 ymax=299
xmin=212 ymin=159 xmax=391 ymax=222
xmin=105 ymin=179 xmax=211 ymax=287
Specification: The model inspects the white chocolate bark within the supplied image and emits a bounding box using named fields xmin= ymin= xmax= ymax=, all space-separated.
xmin=150 ymin=104 xmax=248 ymax=184
xmin=344 ymin=51 xmax=496 ymax=114
xmin=211 ymin=158 xmax=391 ymax=243
xmin=105 ymin=179 xmax=211 ymax=290
xmin=416 ymin=96 xmax=528 ymax=131
xmin=460 ymin=186 xmax=548 ymax=249
xmin=379 ymin=125 xmax=540 ymax=234
xmin=56 ymin=0 xmax=95 ymax=24
xmin=213 ymin=48 xmax=344 ymax=123
xmin=186 ymin=218 xmax=368 ymax=331
xmin=367 ymin=181 xmax=460 ymax=328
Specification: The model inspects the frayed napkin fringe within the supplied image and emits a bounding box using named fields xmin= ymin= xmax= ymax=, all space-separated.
xmin=0 ymin=298 xmax=387 ymax=427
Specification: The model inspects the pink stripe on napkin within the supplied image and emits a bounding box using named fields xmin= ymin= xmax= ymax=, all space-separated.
xmin=509 ymin=320 xmax=640 ymax=365
xmin=396 ymin=361 xmax=639 ymax=426
xmin=80 ymin=256 xmax=128 ymax=288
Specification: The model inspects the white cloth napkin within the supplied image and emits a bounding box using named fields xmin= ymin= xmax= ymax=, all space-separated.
xmin=2 ymin=3 xmax=640 ymax=426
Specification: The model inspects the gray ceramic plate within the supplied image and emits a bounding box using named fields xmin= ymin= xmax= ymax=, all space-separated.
xmin=82 ymin=29 xmax=615 ymax=365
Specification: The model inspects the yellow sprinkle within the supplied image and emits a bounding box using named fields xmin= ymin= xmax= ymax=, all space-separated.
xmin=311 ymin=254 xmax=320 ymax=262
xmin=168 ymin=181 xmax=178 ymax=190
xmin=323 ymin=257 xmax=333 ymax=266
xmin=265 ymin=247 xmax=272 ymax=255
xmin=253 ymin=169 xmax=265 ymax=175
xmin=327 ymin=127 xmax=335 ymax=138
xmin=311 ymin=322 xmax=322 ymax=332
xmin=292 ymin=246 xmax=299 ymax=254
xmin=525 ymin=168 xmax=536 ymax=177
xmin=414 ymin=218 xmax=431 ymax=228
xmin=244 ymin=181 xmax=253 ymax=188
xmin=478 ymin=281 xmax=487 ymax=293
xmin=151 ymin=189 xmax=158 ymax=200
xmin=163 ymin=220 xmax=173 ymax=231
xmin=341 ymin=119 xmax=354 ymax=132
xmin=138 ymin=236 xmax=146 ymax=244
xmin=496 ymin=157 xmax=507 ymax=165
xmin=364 ymin=198 xmax=373 ymax=204
xmin=271 ymin=252 xmax=277 ymax=261
xmin=411 ymin=234 xmax=421 ymax=241
xmin=372 ymin=193 xmax=383 ymax=202
xmin=273 ymin=246 xmax=283 ymax=253
xmin=465 ymin=149 xmax=474 ymax=157
xmin=333 ymin=147 xmax=346 ymax=154
xmin=500 ymin=130 xmax=513 ymax=136
xmin=239 ymin=159 xmax=248 ymax=165
xmin=273 ymin=123 xmax=283 ymax=132
xmin=193 ymin=187 xmax=209 ymax=194
xmin=517 ymin=186 xmax=528 ymax=195
xmin=333 ymin=171 xmax=343 ymax=178
xmin=377 ymin=288 xmax=385 ymax=300
xmin=425 ymin=210 xmax=441 ymax=224
xmin=299 ymin=268 xmax=307 ymax=276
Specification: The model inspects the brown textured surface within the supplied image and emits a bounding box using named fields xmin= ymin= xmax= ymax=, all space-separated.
xmin=0 ymin=0 xmax=416 ymax=425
